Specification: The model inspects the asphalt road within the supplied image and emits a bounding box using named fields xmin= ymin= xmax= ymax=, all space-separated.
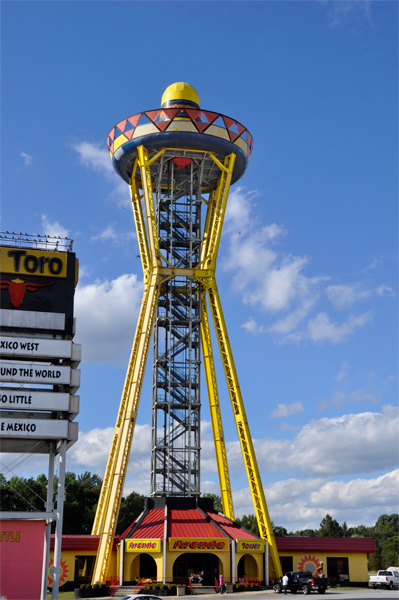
xmin=92 ymin=590 xmax=399 ymax=600
xmin=234 ymin=590 xmax=399 ymax=600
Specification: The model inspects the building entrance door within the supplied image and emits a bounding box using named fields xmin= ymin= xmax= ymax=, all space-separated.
xmin=327 ymin=557 xmax=349 ymax=585
xmin=173 ymin=553 xmax=219 ymax=586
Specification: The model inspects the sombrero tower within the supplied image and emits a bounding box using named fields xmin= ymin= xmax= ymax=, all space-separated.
xmin=91 ymin=83 xmax=282 ymax=583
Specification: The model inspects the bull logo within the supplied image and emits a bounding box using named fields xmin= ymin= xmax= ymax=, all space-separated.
xmin=0 ymin=277 xmax=54 ymax=307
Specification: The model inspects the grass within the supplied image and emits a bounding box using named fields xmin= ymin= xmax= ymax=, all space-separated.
xmin=47 ymin=593 xmax=75 ymax=599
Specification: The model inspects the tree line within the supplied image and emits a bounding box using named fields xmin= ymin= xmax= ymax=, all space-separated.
xmin=0 ymin=471 xmax=145 ymax=535
xmin=1 ymin=474 xmax=397 ymax=568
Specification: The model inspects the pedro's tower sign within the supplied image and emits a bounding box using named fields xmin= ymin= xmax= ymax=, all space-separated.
xmin=92 ymin=83 xmax=282 ymax=583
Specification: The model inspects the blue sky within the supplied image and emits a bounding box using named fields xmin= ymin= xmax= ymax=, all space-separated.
xmin=1 ymin=1 xmax=397 ymax=532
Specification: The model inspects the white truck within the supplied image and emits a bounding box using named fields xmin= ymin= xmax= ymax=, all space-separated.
xmin=369 ymin=569 xmax=399 ymax=590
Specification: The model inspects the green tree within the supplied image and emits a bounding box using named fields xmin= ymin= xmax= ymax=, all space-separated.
xmin=381 ymin=536 xmax=399 ymax=567
xmin=116 ymin=491 xmax=146 ymax=535
xmin=289 ymin=528 xmax=317 ymax=536
xmin=62 ymin=471 xmax=103 ymax=534
xmin=0 ymin=473 xmax=48 ymax=512
xmin=235 ymin=514 xmax=260 ymax=537
xmin=319 ymin=514 xmax=342 ymax=537
xmin=271 ymin=522 xmax=288 ymax=536
xmin=202 ymin=493 xmax=223 ymax=513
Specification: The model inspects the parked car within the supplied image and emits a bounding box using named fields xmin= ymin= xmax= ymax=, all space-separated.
xmin=368 ymin=570 xmax=399 ymax=590
xmin=274 ymin=571 xmax=329 ymax=594
xmin=120 ymin=596 xmax=164 ymax=600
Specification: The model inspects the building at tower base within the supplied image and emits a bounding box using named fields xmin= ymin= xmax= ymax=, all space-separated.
xmin=45 ymin=499 xmax=375 ymax=592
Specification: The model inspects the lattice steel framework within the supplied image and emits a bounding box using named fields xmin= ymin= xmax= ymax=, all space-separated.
xmin=151 ymin=152 xmax=203 ymax=496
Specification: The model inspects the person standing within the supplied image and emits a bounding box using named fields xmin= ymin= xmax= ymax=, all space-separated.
xmin=282 ymin=573 xmax=289 ymax=595
xmin=219 ymin=574 xmax=226 ymax=594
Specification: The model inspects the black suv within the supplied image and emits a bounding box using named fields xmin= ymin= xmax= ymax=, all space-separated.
xmin=274 ymin=571 xmax=329 ymax=594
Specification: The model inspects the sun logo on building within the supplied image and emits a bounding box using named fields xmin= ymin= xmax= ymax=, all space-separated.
xmin=298 ymin=555 xmax=321 ymax=575
xmin=48 ymin=557 xmax=69 ymax=586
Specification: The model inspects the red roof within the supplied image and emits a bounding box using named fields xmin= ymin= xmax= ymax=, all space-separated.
xmin=130 ymin=509 xmax=165 ymax=539
xmin=276 ymin=537 xmax=375 ymax=553
xmin=50 ymin=535 xmax=119 ymax=551
xmin=205 ymin=511 xmax=259 ymax=541
xmin=168 ymin=509 xmax=222 ymax=538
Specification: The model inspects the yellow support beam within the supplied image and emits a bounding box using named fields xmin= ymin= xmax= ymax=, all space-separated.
xmin=137 ymin=145 xmax=161 ymax=268
xmin=201 ymin=289 xmax=234 ymax=521
xmin=130 ymin=178 xmax=150 ymax=283
xmin=91 ymin=271 xmax=160 ymax=583
xmin=203 ymin=153 xmax=235 ymax=270
xmin=205 ymin=281 xmax=282 ymax=579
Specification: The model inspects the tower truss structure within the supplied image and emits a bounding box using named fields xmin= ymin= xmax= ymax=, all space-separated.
xmin=91 ymin=83 xmax=283 ymax=584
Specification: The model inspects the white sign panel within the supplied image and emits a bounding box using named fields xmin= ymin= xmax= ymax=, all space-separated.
xmin=0 ymin=417 xmax=70 ymax=438
xmin=0 ymin=360 xmax=78 ymax=386
xmin=0 ymin=389 xmax=72 ymax=411
xmin=0 ymin=336 xmax=81 ymax=362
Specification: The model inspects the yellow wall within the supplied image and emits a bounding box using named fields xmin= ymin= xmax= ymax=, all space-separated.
xmin=278 ymin=551 xmax=369 ymax=582
xmin=235 ymin=552 xmax=263 ymax=580
xmin=50 ymin=546 xmax=369 ymax=585
xmin=48 ymin=550 xmax=79 ymax=587
xmin=124 ymin=549 xmax=163 ymax=581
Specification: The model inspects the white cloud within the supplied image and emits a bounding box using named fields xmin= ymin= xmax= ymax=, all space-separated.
xmin=233 ymin=469 xmax=398 ymax=530
xmin=221 ymin=189 xmax=391 ymax=345
xmin=319 ymin=365 xmax=393 ymax=410
xmin=2 ymin=411 xmax=397 ymax=529
xmin=41 ymin=215 xmax=70 ymax=239
xmin=74 ymin=274 xmax=143 ymax=364
xmin=307 ymin=311 xmax=373 ymax=343
xmin=21 ymin=152 xmax=32 ymax=166
xmin=226 ymin=407 xmax=399 ymax=477
xmin=318 ymin=388 xmax=379 ymax=410
xmin=280 ymin=422 xmax=301 ymax=431
xmin=335 ymin=362 xmax=350 ymax=383
xmin=241 ymin=317 xmax=265 ymax=335
xmin=222 ymin=189 xmax=323 ymax=319
xmin=376 ymin=284 xmax=395 ymax=297
xmin=72 ymin=141 xmax=129 ymax=204
xmin=326 ymin=282 xmax=394 ymax=308
xmin=325 ymin=0 xmax=374 ymax=28
xmin=91 ymin=224 xmax=136 ymax=246
xmin=269 ymin=402 xmax=304 ymax=419
xmin=268 ymin=296 xmax=317 ymax=336
xmin=73 ymin=141 xmax=114 ymax=174
xmin=326 ymin=283 xmax=371 ymax=308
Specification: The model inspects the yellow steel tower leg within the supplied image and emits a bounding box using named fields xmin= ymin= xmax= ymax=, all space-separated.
xmin=206 ymin=281 xmax=282 ymax=579
xmin=199 ymin=153 xmax=282 ymax=579
xmin=92 ymin=273 xmax=160 ymax=582
xmin=92 ymin=145 xmax=162 ymax=583
xmin=200 ymin=288 xmax=234 ymax=521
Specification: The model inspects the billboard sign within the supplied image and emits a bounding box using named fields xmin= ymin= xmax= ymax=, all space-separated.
xmin=0 ymin=246 xmax=78 ymax=335
xmin=0 ymin=416 xmax=78 ymax=440
xmin=0 ymin=360 xmax=80 ymax=388
xmin=125 ymin=539 xmax=161 ymax=552
xmin=0 ymin=389 xmax=78 ymax=412
xmin=0 ymin=335 xmax=81 ymax=362
xmin=236 ymin=540 xmax=265 ymax=553
xmin=169 ymin=538 xmax=229 ymax=551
